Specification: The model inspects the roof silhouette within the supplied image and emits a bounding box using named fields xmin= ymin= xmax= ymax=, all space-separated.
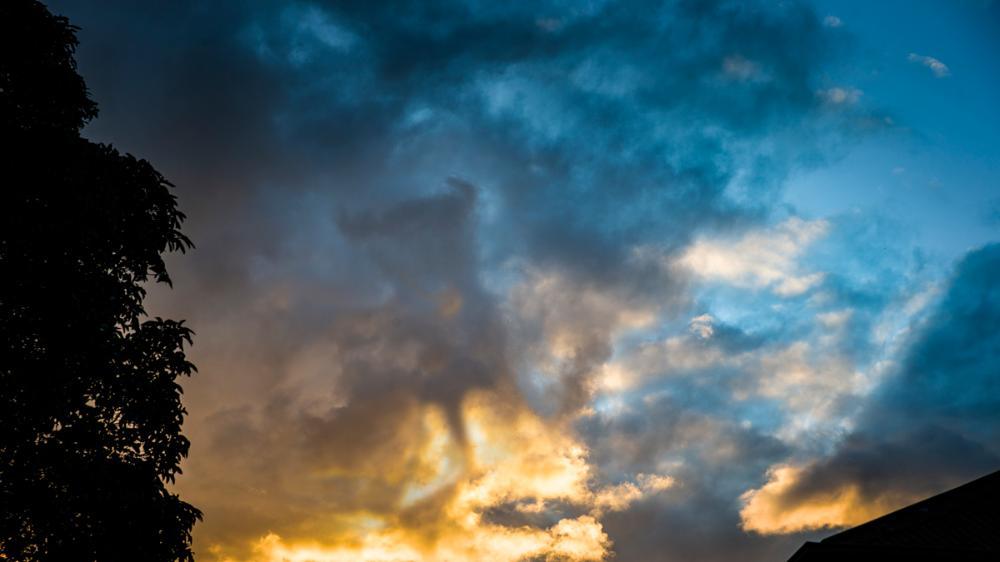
xmin=787 ymin=469 xmax=1000 ymax=561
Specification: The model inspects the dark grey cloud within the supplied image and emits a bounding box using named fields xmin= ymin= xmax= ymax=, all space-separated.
xmin=581 ymin=389 xmax=810 ymax=560
xmin=605 ymin=489 xmax=811 ymax=562
xmin=63 ymin=0 xmax=852 ymax=278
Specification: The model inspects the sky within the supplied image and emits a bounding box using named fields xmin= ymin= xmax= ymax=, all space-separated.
xmin=48 ymin=0 xmax=1000 ymax=560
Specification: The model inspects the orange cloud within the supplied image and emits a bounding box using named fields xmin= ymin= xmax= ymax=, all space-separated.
xmin=201 ymin=390 xmax=672 ymax=561
xmin=739 ymin=464 xmax=919 ymax=535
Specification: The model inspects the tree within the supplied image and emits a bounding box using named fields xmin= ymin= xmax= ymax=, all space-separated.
xmin=0 ymin=2 xmax=201 ymax=560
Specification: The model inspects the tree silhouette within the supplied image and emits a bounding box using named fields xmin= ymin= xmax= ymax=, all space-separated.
xmin=1 ymin=2 xmax=201 ymax=560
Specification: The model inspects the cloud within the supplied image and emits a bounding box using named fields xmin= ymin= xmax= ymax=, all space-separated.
xmin=589 ymin=305 xmax=868 ymax=447
xmin=43 ymin=0 xmax=870 ymax=559
xmin=504 ymin=264 xmax=673 ymax=416
xmin=739 ymin=463 xmax=905 ymax=534
xmin=817 ymin=87 xmax=862 ymax=105
xmin=198 ymin=390 xmax=673 ymax=562
xmin=822 ymin=15 xmax=842 ymax=28
xmin=241 ymin=514 xmax=612 ymax=562
xmin=722 ymin=55 xmax=769 ymax=83
xmin=675 ymin=217 xmax=829 ymax=296
xmin=908 ymin=52 xmax=951 ymax=77
xmin=740 ymin=244 xmax=1000 ymax=535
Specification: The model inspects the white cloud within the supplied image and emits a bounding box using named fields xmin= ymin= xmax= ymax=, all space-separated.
xmin=817 ymin=309 xmax=852 ymax=329
xmin=908 ymin=53 xmax=950 ymax=78
xmin=774 ymin=272 xmax=826 ymax=297
xmin=817 ymin=87 xmax=862 ymax=105
xmin=756 ymin=341 xmax=863 ymax=441
xmin=592 ymin=335 xmax=730 ymax=393
xmin=675 ymin=217 xmax=829 ymax=297
xmin=823 ymin=15 xmax=843 ymax=28
xmin=689 ymin=313 xmax=716 ymax=339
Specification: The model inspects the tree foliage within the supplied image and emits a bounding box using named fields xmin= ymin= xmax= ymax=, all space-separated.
xmin=0 ymin=2 xmax=201 ymax=559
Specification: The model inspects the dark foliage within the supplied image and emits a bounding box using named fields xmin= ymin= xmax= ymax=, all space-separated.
xmin=0 ymin=2 xmax=201 ymax=560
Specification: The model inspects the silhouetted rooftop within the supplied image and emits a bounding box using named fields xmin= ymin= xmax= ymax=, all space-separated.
xmin=788 ymin=469 xmax=1000 ymax=561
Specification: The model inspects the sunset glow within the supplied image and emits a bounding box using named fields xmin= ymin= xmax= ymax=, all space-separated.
xmin=38 ymin=0 xmax=1000 ymax=559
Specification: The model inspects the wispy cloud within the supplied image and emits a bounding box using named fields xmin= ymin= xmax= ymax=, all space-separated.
xmin=908 ymin=52 xmax=951 ymax=77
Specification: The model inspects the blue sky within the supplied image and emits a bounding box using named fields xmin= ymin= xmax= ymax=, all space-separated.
xmin=791 ymin=0 xmax=1000 ymax=258
xmin=49 ymin=1 xmax=999 ymax=560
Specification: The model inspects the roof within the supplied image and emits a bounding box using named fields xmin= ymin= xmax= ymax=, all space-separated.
xmin=787 ymin=469 xmax=1000 ymax=561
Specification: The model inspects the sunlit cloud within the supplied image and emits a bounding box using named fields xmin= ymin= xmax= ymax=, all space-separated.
xmin=742 ymin=244 xmax=1000 ymax=537
xmin=505 ymin=266 xmax=664 ymax=414
xmin=239 ymin=515 xmax=612 ymax=562
xmin=739 ymin=464 xmax=918 ymax=535
xmin=204 ymin=391 xmax=671 ymax=561
xmin=50 ymin=0 xmax=1000 ymax=560
xmin=675 ymin=218 xmax=829 ymax=297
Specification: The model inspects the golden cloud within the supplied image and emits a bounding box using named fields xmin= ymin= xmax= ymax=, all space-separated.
xmin=201 ymin=390 xmax=672 ymax=561
xmin=739 ymin=464 xmax=919 ymax=535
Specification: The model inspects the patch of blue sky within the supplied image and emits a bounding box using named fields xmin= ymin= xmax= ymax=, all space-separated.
xmin=794 ymin=0 xmax=1000 ymax=259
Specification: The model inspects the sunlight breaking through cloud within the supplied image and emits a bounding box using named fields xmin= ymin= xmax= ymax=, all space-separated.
xmin=208 ymin=391 xmax=672 ymax=562
xmin=739 ymin=464 xmax=918 ymax=535
xmin=46 ymin=0 xmax=1000 ymax=559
